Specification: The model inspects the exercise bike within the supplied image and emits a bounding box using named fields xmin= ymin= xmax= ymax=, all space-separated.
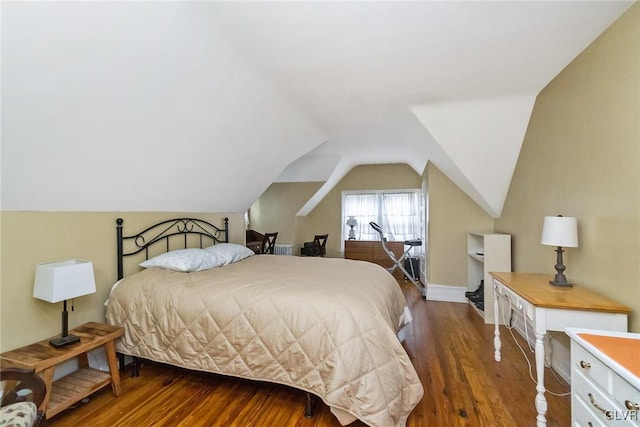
xmin=369 ymin=222 xmax=425 ymax=298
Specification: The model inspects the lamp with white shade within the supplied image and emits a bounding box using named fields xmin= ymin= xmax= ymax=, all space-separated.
xmin=541 ymin=215 xmax=578 ymax=287
xmin=33 ymin=259 xmax=96 ymax=348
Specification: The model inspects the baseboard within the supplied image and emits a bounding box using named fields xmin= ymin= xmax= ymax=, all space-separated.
xmin=425 ymin=284 xmax=468 ymax=303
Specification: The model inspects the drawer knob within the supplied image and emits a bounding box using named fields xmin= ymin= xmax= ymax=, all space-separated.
xmin=625 ymin=400 xmax=640 ymax=411
xmin=580 ymin=360 xmax=591 ymax=369
xmin=588 ymin=393 xmax=613 ymax=419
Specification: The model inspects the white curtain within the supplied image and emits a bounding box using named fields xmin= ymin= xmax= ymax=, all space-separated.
xmin=382 ymin=192 xmax=419 ymax=241
xmin=345 ymin=193 xmax=378 ymax=241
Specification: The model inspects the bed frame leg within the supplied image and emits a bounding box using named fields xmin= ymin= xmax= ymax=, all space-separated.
xmin=132 ymin=356 xmax=140 ymax=378
xmin=305 ymin=392 xmax=314 ymax=418
xmin=117 ymin=353 xmax=125 ymax=372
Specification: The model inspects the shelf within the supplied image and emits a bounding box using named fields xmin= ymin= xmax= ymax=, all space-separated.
xmin=466 ymin=232 xmax=511 ymax=324
xmin=468 ymin=252 xmax=484 ymax=262
xmin=48 ymin=367 xmax=112 ymax=418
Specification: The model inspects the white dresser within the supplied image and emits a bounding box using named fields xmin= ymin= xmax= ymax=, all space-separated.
xmin=566 ymin=328 xmax=640 ymax=426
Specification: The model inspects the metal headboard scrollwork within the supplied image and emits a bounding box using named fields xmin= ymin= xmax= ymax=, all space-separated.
xmin=116 ymin=217 xmax=229 ymax=280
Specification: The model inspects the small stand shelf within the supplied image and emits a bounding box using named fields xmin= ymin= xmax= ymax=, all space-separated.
xmin=0 ymin=322 xmax=123 ymax=419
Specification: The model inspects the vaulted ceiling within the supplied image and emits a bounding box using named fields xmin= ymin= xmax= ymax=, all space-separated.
xmin=1 ymin=1 xmax=634 ymax=216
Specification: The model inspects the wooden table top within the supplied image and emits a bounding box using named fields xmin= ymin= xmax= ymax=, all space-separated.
xmin=0 ymin=322 xmax=123 ymax=372
xmin=489 ymin=272 xmax=632 ymax=313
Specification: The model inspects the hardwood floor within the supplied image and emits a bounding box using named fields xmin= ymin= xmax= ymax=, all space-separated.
xmin=49 ymin=282 xmax=571 ymax=427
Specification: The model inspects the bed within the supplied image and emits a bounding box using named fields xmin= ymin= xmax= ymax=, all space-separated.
xmin=105 ymin=217 xmax=423 ymax=427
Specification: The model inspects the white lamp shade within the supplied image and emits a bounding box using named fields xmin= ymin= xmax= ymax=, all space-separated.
xmin=346 ymin=216 xmax=358 ymax=227
xmin=541 ymin=216 xmax=578 ymax=248
xmin=33 ymin=259 xmax=96 ymax=303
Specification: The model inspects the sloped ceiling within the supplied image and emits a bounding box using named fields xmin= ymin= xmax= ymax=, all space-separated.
xmin=1 ymin=1 xmax=634 ymax=216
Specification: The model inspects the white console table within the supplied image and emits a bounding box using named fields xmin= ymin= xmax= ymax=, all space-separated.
xmin=490 ymin=272 xmax=631 ymax=427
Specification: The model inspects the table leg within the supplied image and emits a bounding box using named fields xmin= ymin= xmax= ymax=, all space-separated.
xmin=544 ymin=334 xmax=552 ymax=368
xmin=534 ymin=332 xmax=548 ymax=427
xmin=493 ymin=282 xmax=501 ymax=362
xmin=104 ymin=340 xmax=121 ymax=396
xmin=41 ymin=367 xmax=55 ymax=418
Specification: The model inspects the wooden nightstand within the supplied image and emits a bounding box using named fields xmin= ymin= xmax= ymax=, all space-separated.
xmin=0 ymin=321 xmax=124 ymax=419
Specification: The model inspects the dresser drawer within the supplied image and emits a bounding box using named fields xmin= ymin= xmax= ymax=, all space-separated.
xmin=573 ymin=392 xmax=608 ymax=427
xmin=573 ymin=368 xmax=635 ymax=426
xmin=573 ymin=343 xmax=611 ymax=392
xmin=373 ymin=242 xmax=404 ymax=260
xmin=493 ymin=279 xmax=535 ymax=321
xmin=344 ymin=241 xmax=373 ymax=259
xmin=345 ymin=240 xmax=405 ymax=280
xmin=344 ymin=250 xmax=371 ymax=261
xmin=610 ymin=371 xmax=640 ymax=418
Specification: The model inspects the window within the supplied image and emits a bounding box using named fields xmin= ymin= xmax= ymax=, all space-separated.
xmin=342 ymin=190 xmax=422 ymax=243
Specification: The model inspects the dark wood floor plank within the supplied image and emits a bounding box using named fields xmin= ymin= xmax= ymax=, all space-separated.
xmin=49 ymin=281 xmax=570 ymax=426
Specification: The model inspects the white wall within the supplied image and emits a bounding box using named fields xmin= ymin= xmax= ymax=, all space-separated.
xmin=1 ymin=2 xmax=324 ymax=213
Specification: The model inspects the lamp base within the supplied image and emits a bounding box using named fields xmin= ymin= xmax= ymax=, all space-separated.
xmin=549 ymin=278 xmax=573 ymax=287
xmin=550 ymin=248 xmax=573 ymax=287
xmin=348 ymin=227 xmax=356 ymax=240
xmin=49 ymin=334 xmax=80 ymax=348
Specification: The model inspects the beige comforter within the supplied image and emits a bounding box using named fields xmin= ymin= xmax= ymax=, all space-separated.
xmin=106 ymin=255 xmax=423 ymax=426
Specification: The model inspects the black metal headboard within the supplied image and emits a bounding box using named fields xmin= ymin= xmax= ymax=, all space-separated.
xmin=116 ymin=217 xmax=229 ymax=280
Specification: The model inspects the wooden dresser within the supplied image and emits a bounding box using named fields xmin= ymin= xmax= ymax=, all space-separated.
xmin=344 ymin=240 xmax=405 ymax=280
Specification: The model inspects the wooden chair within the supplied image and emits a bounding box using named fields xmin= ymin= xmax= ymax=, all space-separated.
xmin=0 ymin=368 xmax=47 ymax=427
xmin=301 ymin=234 xmax=328 ymax=257
xmin=313 ymin=234 xmax=328 ymax=257
xmin=261 ymin=232 xmax=278 ymax=254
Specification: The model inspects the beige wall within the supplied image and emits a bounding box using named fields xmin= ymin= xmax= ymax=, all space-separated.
xmin=251 ymin=164 xmax=422 ymax=258
xmin=248 ymin=182 xmax=324 ymax=245
xmin=425 ymin=163 xmax=494 ymax=286
xmin=251 ymin=164 xmax=496 ymax=288
xmin=0 ymin=211 xmax=245 ymax=351
xmin=304 ymin=163 xmax=422 ymax=257
xmin=495 ymin=4 xmax=639 ymax=332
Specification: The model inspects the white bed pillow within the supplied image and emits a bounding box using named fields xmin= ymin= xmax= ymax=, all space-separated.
xmin=140 ymin=248 xmax=221 ymax=272
xmin=204 ymin=243 xmax=254 ymax=266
